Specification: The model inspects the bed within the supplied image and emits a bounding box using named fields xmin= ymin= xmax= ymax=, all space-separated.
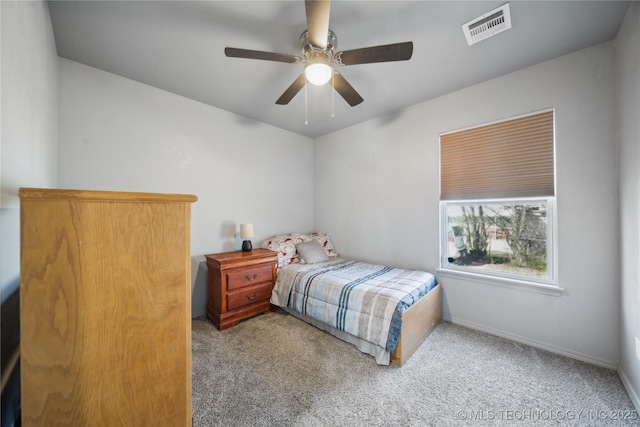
xmin=263 ymin=232 xmax=442 ymax=366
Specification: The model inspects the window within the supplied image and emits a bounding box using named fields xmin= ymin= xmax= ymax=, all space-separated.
xmin=443 ymin=198 xmax=554 ymax=284
xmin=439 ymin=110 xmax=557 ymax=286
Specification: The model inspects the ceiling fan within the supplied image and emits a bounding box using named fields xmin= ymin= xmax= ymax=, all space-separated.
xmin=224 ymin=0 xmax=413 ymax=107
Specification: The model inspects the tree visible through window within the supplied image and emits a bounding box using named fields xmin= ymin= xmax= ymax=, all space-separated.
xmin=446 ymin=200 xmax=550 ymax=280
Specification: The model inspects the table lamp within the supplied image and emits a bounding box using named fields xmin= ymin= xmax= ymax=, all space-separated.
xmin=240 ymin=224 xmax=254 ymax=252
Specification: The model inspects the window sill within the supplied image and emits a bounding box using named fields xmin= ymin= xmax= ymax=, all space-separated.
xmin=435 ymin=268 xmax=564 ymax=296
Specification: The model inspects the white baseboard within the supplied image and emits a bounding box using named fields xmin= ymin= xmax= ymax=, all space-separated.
xmin=443 ymin=314 xmax=617 ymax=370
xmin=618 ymin=366 xmax=640 ymax=412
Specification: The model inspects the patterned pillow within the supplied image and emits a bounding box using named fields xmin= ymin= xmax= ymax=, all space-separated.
xmin=261 ymin=232 xmax=340 ymax=269
xmin=261 ymin=233 xmax=307 ymax=268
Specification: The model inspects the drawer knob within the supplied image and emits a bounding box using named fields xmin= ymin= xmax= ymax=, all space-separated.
xmin=245 ymin=273 xmax=258 ymax=281
xmin=246 ymin=293 xmax=257 ymax=301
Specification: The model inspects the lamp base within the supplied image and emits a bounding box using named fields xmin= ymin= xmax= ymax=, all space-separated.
xmin=241 ymin=240 xmax=252 ymax=252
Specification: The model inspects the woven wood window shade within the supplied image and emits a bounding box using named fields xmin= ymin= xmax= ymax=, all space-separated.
xmin=440 ymin=111 xmax=554 ymax=200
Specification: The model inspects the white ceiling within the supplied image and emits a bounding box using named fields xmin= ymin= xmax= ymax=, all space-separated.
xmin=48 ymin=1 xmax=631 ymax=138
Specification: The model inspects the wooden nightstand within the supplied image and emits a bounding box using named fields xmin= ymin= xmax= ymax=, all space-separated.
xmin=205 ymin=249 xmax=278 ymax=330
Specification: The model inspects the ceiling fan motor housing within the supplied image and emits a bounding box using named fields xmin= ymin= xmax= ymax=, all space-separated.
xmin=300 ymin=29 xmax=338 ymax=58
xmin=300 ymin=29 xmax=338 ymax=85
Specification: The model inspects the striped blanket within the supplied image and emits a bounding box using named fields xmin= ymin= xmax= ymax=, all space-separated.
xmin=271 ymin=259 xmax=437 ymax=352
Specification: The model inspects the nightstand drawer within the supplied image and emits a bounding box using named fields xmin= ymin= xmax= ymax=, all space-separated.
xmin=226 ymin=264 xmax=273 ymax=291
xmin=227 ymin=282 xmax=273 ymax=311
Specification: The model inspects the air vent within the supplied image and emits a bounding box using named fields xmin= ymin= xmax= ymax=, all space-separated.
xmin=462 ymin=3 xmax=512 ymax=46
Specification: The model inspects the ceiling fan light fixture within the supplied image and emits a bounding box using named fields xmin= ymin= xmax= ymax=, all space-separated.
xmin=304 ymin=53 xmax=332 ymax=86
xmin=225 ymin=3 xmax=412 ymax=107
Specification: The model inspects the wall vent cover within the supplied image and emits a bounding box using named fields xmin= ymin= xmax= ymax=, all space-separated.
xmin=462 ymin=3 xmax=512 ymax=46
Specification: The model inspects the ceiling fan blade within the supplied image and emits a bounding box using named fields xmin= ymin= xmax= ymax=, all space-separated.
xmin=337 ymin=41 xmax=413 ymax=65
xmin=225 ymin=47 xmax=300 ymax=63
xmin=276 ymin=74 xmax=307 ymax=105
xmin=330 ymin=72 xmax=363 ymax=107
xmin=305 ymin=0 xmax=331 ymax=49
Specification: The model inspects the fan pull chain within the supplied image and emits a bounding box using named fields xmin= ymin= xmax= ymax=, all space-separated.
xmin=331 ymin=72 xmax=335 ymax=119
xmin=304 ymin=83 xmax=308 ymax=125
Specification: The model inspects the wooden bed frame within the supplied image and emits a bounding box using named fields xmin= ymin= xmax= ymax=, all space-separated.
xmin=390 ymin=283 xmax=442 ymax=366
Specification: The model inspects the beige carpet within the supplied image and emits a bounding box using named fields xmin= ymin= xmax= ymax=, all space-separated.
xmin=192 ymin=311 xmax=637 ymax=426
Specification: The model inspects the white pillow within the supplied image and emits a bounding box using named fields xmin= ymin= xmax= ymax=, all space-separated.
xmin=296 ymin=240 xmax=329 ymax=264
xmin=308 ymin=231 xmax=339 ymax=258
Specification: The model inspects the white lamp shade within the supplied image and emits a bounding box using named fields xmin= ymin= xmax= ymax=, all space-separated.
xmin=305 ymin=62 xmax=332 ymax=86
xmin=304 ymin=53 xmax=332 ymax=86
xmin=240 ymin=224 xmax=254 ymax=239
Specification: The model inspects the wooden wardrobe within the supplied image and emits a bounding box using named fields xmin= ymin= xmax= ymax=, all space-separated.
xmin=19 ymin=188 xmax=197 ymax=427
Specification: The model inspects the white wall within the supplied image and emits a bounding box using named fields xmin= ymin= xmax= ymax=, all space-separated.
xmin=315 ymin=42 xmax=620 ymax=368
xmin=1 ymin=2 xmax=58 ymax=425
xmin=1 ymin=0 xmax=58 ymax=302
xmin=58 ymin=59 xmax=314 ymax=317
xmin=616 ymin=1 xmax=640 ymax=410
